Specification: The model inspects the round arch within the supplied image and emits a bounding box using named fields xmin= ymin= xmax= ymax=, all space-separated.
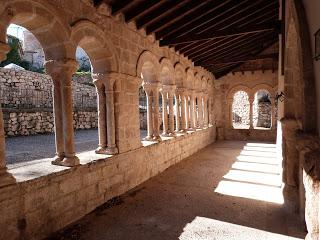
xmin=174 ymin=62 xmax=186 ymax=88
xmin=159 ymin=57 xmax=174 ymax=85
xmin=186 ymin=67 xmax=194 ymax=90
xmin=0 ymin=0 xmax=72 ymax=60
xmin=227 ymin=85 xmax=253 ymax=101
xmin=136 ymin=50 xmax=160 ymax=84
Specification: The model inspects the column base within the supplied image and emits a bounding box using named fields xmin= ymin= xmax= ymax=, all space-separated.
xmin=95 ymin=146 xmax=107 ymax=154
xmin=169 ymin=132 xmax=176 ymax=137
xmin=0 ymin=169 xmax=16 ymax=188
xmin=144 ymin=135 xmax=154 ymax=141
xmin=153 ymin=135 xmax=162 ymax=141
xmin=52 ymin=155 xmax=80 ymax=167
xmin=105 ymin=146 xmax=119 ymax=155
xmin=161 ymin=132 xmax=171 ymax=137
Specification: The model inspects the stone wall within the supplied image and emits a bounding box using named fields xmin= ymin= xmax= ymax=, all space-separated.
xmin=1 ymin=127 xmax=216 ymax=240
xmin=0 ymin=68 xmax=96 ymax=110
xmin=3 ymin=110 xmax=98 ymax=136
xmin=232 ymin=90 xmax=250 ymax=127
xmin=255 ymin=102 xmax=271 ymax=128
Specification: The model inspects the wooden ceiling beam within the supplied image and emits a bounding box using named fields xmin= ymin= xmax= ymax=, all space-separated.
xmin=136 ymin=0 xmax=190 ymax=29
xmin=125 ymin=0 xmax=163 ymax=23
xmin=155 ymin=0 xmax=235 ymax=39
xmin=146 ymin=1 xmax=210 ymax=34
xmin=197 ymin=54 xmax=278 ymax=67
xmin=111 ymin=0 xmax=136 ymax=15
xmin=160 ymin=21 xmax=280 ymax=46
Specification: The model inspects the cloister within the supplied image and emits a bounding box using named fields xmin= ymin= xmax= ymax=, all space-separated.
xmin=0 ymin=0 xmax=320 ymax=239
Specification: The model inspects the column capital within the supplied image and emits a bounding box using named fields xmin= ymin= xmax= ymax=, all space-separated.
xmin=142 ymin=82 xmax=161 ymax=93
xmin=45 ymin=59 xmax=78 ymax=84
xmin=161 ymin=84 xmax=176 ymax=93
xmin=0 ymin=42 xmax=10 ymax=62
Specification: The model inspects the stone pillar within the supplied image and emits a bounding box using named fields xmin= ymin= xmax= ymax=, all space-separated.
xmin=271 ymin=98 xmax=277 ymax=130
xmin=93 ymin=75 xmax=107 ymax=154
xmin=249 ymin=97 xmax=254 ymax=129
xmin=143 ymin=86 xmax=154 ymax=141
xmin=45 ymin=59 xmax=79 ymax=167
xmin=175 ymin=93 xmax=180 ymax=132
xmin=0 ymin=42 xmax=15 ymax=186
xmin=161 ymin=88 xmax=169 ymax=136
xmin=167 ymin=86 xmax=176 ymax=135
xmin=104 ymin=78 xmax=118 ymax=154
xmin=180 ymin=90 xmax=187 ymax=132
xmin=203 ymin=94 xmax=208 ymax=127
xmin=198 ymin=93 xmax=203 ymax=128
xmin=186 ymin=94 xmax=191 ymax=129
xmin=153 ymin=84 xmax=161 ymax=141
xmin=190 ymin=91 xmax=196 ymax=129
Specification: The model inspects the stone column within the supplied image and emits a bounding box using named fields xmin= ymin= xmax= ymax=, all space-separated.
xmin=186 ymin=94 xmax=191 ymax=129
xmin=0 ymin=42 xmax=15 ymax=186
xmin=175 ymin=93 xmax=180 ymax=132
xmin=228 ymin=99 xmax=233 ymax=128
xmin=180 ymin=90 xmax=187 ymax=132
xmin=271 ymin=98 xmax=277 ymax=130
xmin=168 ymin=86 xmax=176 ymax=135
xmin=203 ymin=94 xmax=208 ymax=127
xmin=153 ymin=84 xmax=161 ymax=141
xmin=45 ymin=59 xmax=79 ymax=167
xmin=93 ymin=75 xmax=107 ymax=154
xmin=160 ymin=88 xmax=169 ymax=136
xmin=143 ymin=85 xmax=154 ymax=141
xmin=104 ymin=78 xmax=118 ymax=154
xmin=249 ymin=97 xmax=254 ymax=129
xmin=190 ymin=91 xmax=196 ymax=129
xmin=198 ymin=93 xmax=203 ymax=128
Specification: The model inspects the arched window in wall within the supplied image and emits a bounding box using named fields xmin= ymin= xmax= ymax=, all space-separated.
xmin=232 ymin=91 xmax=250 ymax=129
xmin=139 ymin=86 xmax=147 ymax=138
xmin=253 ymin=90 xmax=272 ymax=129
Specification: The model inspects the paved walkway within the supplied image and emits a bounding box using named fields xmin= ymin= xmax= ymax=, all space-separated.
xmin=49 ymin=141 xmax=306 ymax=240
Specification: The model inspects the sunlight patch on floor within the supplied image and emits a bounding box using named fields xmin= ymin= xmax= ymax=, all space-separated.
xmin=215 ymin=142 xmax=283 ymax=204
xmin=179 ymin=216 xmax=303 ymax=240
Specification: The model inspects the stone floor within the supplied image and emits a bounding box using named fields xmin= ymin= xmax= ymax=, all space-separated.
xmin=48 ymin=141 xmax=306 ymax=240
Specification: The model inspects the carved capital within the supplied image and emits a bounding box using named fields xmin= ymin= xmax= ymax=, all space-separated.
xmin=45 ymin=59 xmax=78 ymax=85
xmin=142 ymin=82 xmax=161 ymax=93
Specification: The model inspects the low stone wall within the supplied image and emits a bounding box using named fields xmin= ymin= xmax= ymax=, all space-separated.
xmin=224 ymin=128 xmax=276 ymax=142
xmin=1 ymin=127 xmax=216 ymax=240
xmin=3 ymin=109 xmax=98 ymax=136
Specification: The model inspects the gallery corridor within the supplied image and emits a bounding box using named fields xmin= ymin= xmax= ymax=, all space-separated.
xmin=49 ymin=141 xmax=306 ymax=240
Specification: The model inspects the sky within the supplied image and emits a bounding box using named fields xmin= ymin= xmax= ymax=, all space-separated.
xmin=6 ymin=24 xmax=26 ymax=40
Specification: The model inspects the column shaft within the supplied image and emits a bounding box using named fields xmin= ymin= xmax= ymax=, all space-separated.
xmin=175 ymin=94 xmax=180 ymax=131
xmin=186 ymin=96 xmax=190 ymax=129
xmin=145 ymin=90 xmax=153 ymax=140
xmin=105 ymin=88 xmax=118 ymax=154
xmin=249 ymin=99 xmax=254 ymax=129
xmin=190 ymin=95 xmax=196 ymax=129
xmin=161 ymin=91 xmax=168 ymax=135
xmin=181 ymin=93 xmax=187 ymax=131
xmin=153 ymin=89 xmax=161 ymax=140
xmin=198 ymin=96 xmax=203 ymax=128
xmin=168 ymin=92 xmax=175 ymax=134
xmin=95 ymin=84 xmax=107 ymax=153
xmin=52 ymin=80 xmax=64 ymax=160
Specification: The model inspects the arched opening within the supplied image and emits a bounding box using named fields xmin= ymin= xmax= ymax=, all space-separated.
xmin=253 ymin=90 xmax=272 ymax=129
xmin=73 ymin=46 xmax=98 ymax=154
xmin=1 ymin=23 xmax=57 ymax=167
xmin=137 ymin=53 xmax=161 ymax=142
xmin=139 ymin=86 xmax=147 ymax=139
xmin=232 ymin=91 xmax=250 ymax=129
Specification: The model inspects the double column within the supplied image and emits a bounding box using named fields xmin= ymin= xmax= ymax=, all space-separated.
xmin=143 ymin=82 xmax=161 ymax=141
xmin=177 ymin=88 xmax=188 ymax=132
xmin=45 ymin=59 xmax=79 ymax=167
xmin=92 ymin=73 xmax=118 ymax=155
xmin=161 ymin=85 xmax=176 ymax=136
xmin=197 ymin=92 xmax=204 ymax=128
xmin=190 ymin=90 xmax=196 ymax=129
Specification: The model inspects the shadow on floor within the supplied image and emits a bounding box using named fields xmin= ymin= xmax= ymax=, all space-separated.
xmin=47 ymin=141 xmax=306 ymax=240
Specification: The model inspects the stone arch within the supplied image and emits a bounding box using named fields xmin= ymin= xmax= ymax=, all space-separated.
xmin=0 ymin=0 xmax=72 ymax=60
xmin=159 ymin=57 xmax=174 ymax=85
xmin=252 ymin=83 xmax=275 ymax=98
xmin=174 ymin=62 xmax=185 ymax=88
xmin=227 ymin=85 xmax=253 ymax=101
xmin=186 ymin=68 xmax=194 ymax=90
xmin=70 ymin=20 xmax=119 ymax=73
xmin=136 ymin=50 xmax=160 ymax=84
xmin=201 ymin=76 xmax=207 ymax=91
xmin=194 ymin=72 xmax=202 ymax=90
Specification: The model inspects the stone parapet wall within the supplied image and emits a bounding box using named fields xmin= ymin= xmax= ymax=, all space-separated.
xmin=1 ymin=127 xmax=216 ymax=240
xmin=3 ymin=109 xmax=97 ymax=137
